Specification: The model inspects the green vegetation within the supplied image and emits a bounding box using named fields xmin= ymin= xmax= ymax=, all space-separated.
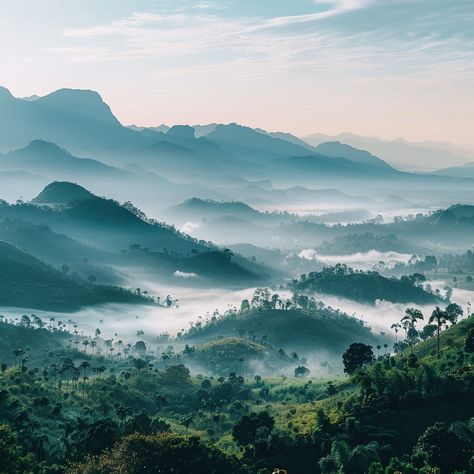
xmin=291 ymin=264 xmax=444 ymax=305
xmin=0 ymin=241 xmax=154 ymax=311
xmin=182 ymin=288 xmax=379 ymax=355
xmin=0 ymin=302 xmax=473 ymax=473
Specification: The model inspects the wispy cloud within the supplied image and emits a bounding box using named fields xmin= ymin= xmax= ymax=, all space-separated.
xmin=259 ymin=0 xmax=372 ymax=28
xmin=54 ymin=1 xmax=474 ymax=85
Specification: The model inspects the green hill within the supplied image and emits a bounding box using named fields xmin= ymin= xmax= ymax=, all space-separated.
xmin=184 ymin=303 xmax=379 ymax=354
xmin=189 ymin=337 xmax=281 ymax=375
xmin=0 ymin=241 xmax=150 ymax=311
xmin=32 ymin=180 xmax=95 ymax=205
xmin=291 ymin=265 xmax=442 ymax=305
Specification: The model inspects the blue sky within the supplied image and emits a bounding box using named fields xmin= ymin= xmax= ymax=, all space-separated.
xmin=1 ymin=0 xmax=473 ymax=147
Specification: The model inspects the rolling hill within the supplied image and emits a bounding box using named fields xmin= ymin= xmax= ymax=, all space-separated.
xmin=290 ymin=266 xmax=442 ymax=305
xmin=184 ymin=305 xmax=379 ymax=354
xmin=33 ymin=181 xmax=95 ymax=205
xmin=0 ymin=241 xmax=150 ymax=311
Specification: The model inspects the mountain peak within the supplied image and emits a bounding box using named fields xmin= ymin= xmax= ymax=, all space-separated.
xmin=27 ymin=139 xmax=68 ymax=153
xmin=0 ymin=86 xmax=14 ymax=101
xmin=37 ymin=88 xmax=120 ymax=125
xmin=33 ymin=181 xmax=95 ymax=205
xmin=167 ymin=125 xmax=196 ymax=140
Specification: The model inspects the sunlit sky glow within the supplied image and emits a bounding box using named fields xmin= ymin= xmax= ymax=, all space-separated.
xmin=1 ymin=0 xmax=473 ymax=147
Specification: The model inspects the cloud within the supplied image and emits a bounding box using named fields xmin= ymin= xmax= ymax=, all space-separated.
xmin=298 ymin=249 xmax=412 ymax=271
xmin=259 ymin=0 xmax=372 ymax=29
xmin=174 ymin=270 xmax=199 ymax=279
xmin=53 ymin=1 xmax=474 ymax=86
xmin=180 ymin=221 xmax=200 ymax=234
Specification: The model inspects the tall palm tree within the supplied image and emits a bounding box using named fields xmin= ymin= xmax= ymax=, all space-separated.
xmin=391 ymin=323 xmax=401 ymax=343
xmin=402 ymin=308 xmax=424 ymax=328
xmin=429 ymin=307 xmax=448 ymax=358
xmin=401 ymin=308 xmax=424 ymax=344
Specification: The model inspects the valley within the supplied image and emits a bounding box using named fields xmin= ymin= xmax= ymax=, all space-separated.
xmin=0 ymin=85 xmax=474 ymax=474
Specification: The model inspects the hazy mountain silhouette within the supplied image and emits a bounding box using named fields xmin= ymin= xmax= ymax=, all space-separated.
xmin=2 ymin=85 xmax=473 ymax=201
xmin=0 ymin=140 xmax=129 ymax=180
xmin=206 ymin=123 xmax=311 ymax=161
xmin=171 ymin=198 xmax=260 ymax=218
xmin=432 ymin=162 xmax=474 ymax=179
xmin=0 ymin=86 xmax=145 ymax=154
xmin=304 ymin=132 xmax=473 ymax=171
xmin=315 ymin=141 xmax=393 ymax=169
xmin=33 ymin=181 xmax=95 ymax=205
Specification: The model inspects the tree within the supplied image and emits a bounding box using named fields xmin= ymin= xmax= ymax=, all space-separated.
xmin=124 ymin=411 xmax=153 ymax=435
xmin=134 ymin=340 xmax=147 ymax=355
xmin=413 ymin=422 xmax=470 ymax=473
xmin=464 ymin=328 xmax=474 ymax=353
xmin=419 ymin=324 xmax=437 ymax=341
xmin=240 ymin=299 xmax=250 ymax=314
xmin=232 ymin=411 xmax=274 ymax=445
xmin=0 ymin=424 xmax=35 ymax=473
xmin=163 ymin=364 xmax=191 ymax=386
xmin=342 ymin=343 xmax=374 ymax=375
xmin=429 ymin=307 xmax=449 ymax=358
xmin=391 ymin=323 xmax=401 ymax=342
xmin=401 ymin=308 xmax=423 ymax=336
xmin=223 ymin=248 xmax=234 ymax=260
xmin=132 ymin=358 xmax=148 ymax=371
xmin=294 ymin=366 xmax=311 ymax=378
xmin=445 ymin=303 xmax=463 ymax=324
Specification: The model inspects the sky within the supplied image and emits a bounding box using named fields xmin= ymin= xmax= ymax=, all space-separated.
xmin=0 ymin=0 xmax=473 ymax=147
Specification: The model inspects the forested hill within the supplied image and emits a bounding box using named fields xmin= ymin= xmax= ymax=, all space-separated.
xmin=0 ymin=241 xmax=151 ymax=311
xmin=290 ymin=265 xmax=443 ymax=305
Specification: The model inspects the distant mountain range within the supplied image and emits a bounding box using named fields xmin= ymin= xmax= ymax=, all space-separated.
xmin=0 ymin=139 xmax=129 ymax=181
xmin=1 ymin=85 xmax=474 ymax=209
xmin=303 ymin=132 xmax=474 ymax=171
xmin=432 ymin=162 xmax=474 ymax=179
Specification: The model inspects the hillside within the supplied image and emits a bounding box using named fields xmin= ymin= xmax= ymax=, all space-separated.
xmin=32 ymin=181 xmax=95 ymax=205
xmin=186 ymin=337 xmax=295 ymax=376
xmin=315 ymin=141 xmax=393 ymax=169
xmin=122 ymin=249 xmax=268 ymax=287
xmin=0 ymin=241 xmax=150 ymax=311
xmin=0 ymin=294 xmax=472 ymax=473
xmin=291 ymin=265 xmax=442 ymax=305
xmin=184 ymin=300 xmax=379 ymax=354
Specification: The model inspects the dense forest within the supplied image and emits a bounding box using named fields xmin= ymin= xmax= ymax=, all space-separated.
xmin=0 ymin=294 xmax=472 ymax=473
